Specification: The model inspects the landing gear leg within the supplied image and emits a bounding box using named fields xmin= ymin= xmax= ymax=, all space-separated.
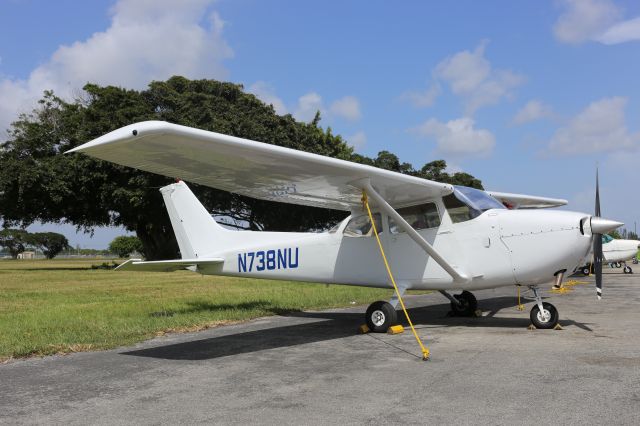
xmin=528 ymin=286 xmax=559 ymax=329
xmin=440 ymin=290 xmax=478 ymax=316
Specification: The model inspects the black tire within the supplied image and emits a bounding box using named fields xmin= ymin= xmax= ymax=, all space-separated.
xmin=624 ymin=266 xmax=632 ymax=274
xmin=450 ymin=290 xmax=478 ymax=316
xmin=616 ymin=262 xmax=622 ymax=268
xmin=365 ymin=301 xmax=397 ymax=333
xmin=530 ymin=302 xmax=559 ymax=329
xmin=581 ymin=266 xmax=590 ymax=275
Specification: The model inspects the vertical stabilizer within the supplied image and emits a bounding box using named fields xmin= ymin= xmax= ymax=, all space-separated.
xmin=160 ymin=181 xmax=230 ymax=259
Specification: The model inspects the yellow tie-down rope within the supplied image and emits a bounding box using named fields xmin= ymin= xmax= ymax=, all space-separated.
xmin=362 ymin=191 xmax=430 ymax=361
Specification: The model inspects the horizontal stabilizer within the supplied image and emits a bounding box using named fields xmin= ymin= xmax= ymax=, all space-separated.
xmin=487 ymin=191 xmax=567 ymax=209
xmin=115 ymin=258 xmax=224 ymax=272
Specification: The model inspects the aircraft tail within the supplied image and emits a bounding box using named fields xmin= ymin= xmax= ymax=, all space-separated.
xmin=160 ymin=181 xmax=231 ymax=259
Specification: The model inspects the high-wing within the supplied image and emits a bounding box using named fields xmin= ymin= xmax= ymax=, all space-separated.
xmin=67 ymin=121 xmax=453 ymax=211
xmin=487 ymin=191 xmax=567 ymax=209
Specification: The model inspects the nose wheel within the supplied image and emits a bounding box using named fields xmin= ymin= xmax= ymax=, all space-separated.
xmin=365 ymin=301 xmax=398 ymax=333
xmin=528 ymin=286 xmax=559 ymax=329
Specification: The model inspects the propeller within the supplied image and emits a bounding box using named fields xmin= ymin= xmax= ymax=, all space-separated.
xmin=589 ymin=169 xmax=625 ymax=299
xmin=594 ymin=168 xmax=603 ymax=299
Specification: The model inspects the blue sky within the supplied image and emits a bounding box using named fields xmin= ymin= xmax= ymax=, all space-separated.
xmin=1 ymin=0 xmax=639 ymax=248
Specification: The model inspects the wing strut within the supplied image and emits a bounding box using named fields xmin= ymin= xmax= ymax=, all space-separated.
xmin=357 ymin=180 xmax=470 ymax=284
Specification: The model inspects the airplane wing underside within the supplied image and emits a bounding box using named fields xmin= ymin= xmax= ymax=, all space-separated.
xmin=67 ymin=121 xmax=454 ymax=211
xmin=487 ymin=191 xmax=567 ymax=209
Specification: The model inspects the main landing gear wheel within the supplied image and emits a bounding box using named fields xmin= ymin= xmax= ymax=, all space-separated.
xmin=530 ymin=302 xmax=559 ymax=329
xmin=365 ymin=301 xmax=398 ymax=333
xmin=581 ymin=266 xmax=590 ymax=276
xmin=623 ymin=266 xmax=633 ymax=274
xmin=450 ymin=290 xmax=478 ymax=316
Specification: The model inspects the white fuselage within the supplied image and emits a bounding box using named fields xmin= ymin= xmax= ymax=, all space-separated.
xmin=603 ymin=239 xmax=640 ymax=263
xmin=197 ymin=201 xmax=593 ymax=291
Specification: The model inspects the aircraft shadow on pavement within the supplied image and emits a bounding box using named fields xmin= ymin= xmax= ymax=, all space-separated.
xmin=123 ymin=296 xmax=592 ymax=361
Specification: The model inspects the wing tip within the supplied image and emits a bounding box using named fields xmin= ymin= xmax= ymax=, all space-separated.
xmin=65 ymin=120 xmax=173 ymax=155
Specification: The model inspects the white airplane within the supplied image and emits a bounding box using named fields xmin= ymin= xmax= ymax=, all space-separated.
xmin=576 ymin=234 xmax=640 ymax=275
xmin=68 ymin=121 xmax=623 ymax=333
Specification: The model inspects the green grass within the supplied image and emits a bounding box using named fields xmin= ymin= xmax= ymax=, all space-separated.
xmin=0 ymin=259 xmax=397 ymax=361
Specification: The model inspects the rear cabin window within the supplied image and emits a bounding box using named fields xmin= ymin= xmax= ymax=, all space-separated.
xmin=343 ymin=213 xmax=382 ymax=237
xmin=388 ymin=203 xmax=440 ymax=234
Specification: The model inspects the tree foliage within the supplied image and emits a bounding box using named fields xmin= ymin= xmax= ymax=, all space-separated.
xmin=109 ymin=236 xmax=144 ymax=258
xmin=0 ymin=229 xmax=30 ymax=258
xmin=29 ymin=232 xmax=71 ymax=259
xmin=0 ymin=229 xmax=69 ymax=259
xmin=0 ymin=76 xmax=483 ymax=260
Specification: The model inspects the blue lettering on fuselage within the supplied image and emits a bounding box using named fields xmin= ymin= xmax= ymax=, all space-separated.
xmin=238 ymin=248 xmax=299 ymax=273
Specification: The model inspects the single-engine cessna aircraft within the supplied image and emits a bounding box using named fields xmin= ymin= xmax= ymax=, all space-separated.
xmin=68 ymin=121 xmax=623 ymax=331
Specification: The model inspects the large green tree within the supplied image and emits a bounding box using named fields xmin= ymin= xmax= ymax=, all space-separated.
xmin=109 ymin=236 xmax=144 ymax=258
xmin=29 ymin=232 xmax=70 ymax=259
xmin=0 ymin=229 xmax=30 ymax=258
xmin=0 ymin=77 xmax=482 ymax=260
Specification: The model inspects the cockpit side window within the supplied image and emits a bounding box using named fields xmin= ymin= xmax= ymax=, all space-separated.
xmin=388 ymin=203 xmax=440 ymax=234
xmin=443 ymin=193 xmax=480 ymax=224
xmin=343 ymin=213 xmax=382 ymax=237
xmin=602 ymin=234 xmax=614 ymax=244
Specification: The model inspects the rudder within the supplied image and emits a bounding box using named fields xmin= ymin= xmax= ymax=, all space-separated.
xmin=160 ymin=181 xmax=230 ymax=259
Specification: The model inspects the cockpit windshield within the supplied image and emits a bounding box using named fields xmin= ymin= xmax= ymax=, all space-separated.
xmin=443 ymin=186 xmax=505 ymax=224
xmin=454 ymin=186 xmax=506 ymax=212
xmin=602 ymin=234 xmax=614 ymax=244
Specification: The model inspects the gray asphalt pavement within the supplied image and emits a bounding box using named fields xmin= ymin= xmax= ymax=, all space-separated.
xmin=2 ymin=268 xmax=640 ymax=425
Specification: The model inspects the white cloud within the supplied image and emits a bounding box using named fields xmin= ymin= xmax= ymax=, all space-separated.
xmin=553 ymin=0 xmax=640 ymax=45
xmin=293 ymin=92 xmax=323 ymax=122
xmin=404 ymin=41 xmax=524 ymax=115
xmin=0 ymin=0 xmax=233 ymax=135
xmin=434 ymin=41 xmax=492 ymax=94
xmin=412 ymin=117 xmax=495 ymax=157
xmin=435 ymin=41 xmax=524 ymax=115
xmin=597 ymin=16 xmax=640 ymax=44
xmin=553 ymin=0 xmax=620 ymax=44
xmin=291 ymin=92 xmax=362 ymax=123
xmin=548 ymin=97 xmax=638 ymax=155
xmin=329 ymin=96 xmax=361 ymax=121
xmin=512 ymin=100 xmax=554 ymax=125
xmin=247 ymin=84 xmax=361 ymax=122
xmin=347 ymin=131 xmax=367 ymax=149
xmin=400 ymin=83 xmax=441 ymax=108
xmin=246 ymin=81 xmax=287 ymax=115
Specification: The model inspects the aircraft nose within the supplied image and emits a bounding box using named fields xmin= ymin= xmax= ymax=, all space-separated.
xmin=589 ymin=217 xmax=623 ymax=234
